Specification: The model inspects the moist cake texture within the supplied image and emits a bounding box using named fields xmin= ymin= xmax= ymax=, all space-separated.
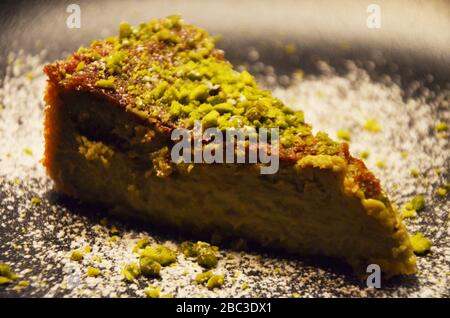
xmin=43 ymin=16 xmax=416 ymax=277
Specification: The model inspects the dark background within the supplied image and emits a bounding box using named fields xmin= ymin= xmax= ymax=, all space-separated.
xmin=0 ymin=0 xmax=449 ymax=87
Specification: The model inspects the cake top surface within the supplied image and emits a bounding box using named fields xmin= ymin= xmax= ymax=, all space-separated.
xmin=45 ymin=16 xmax=341 ymax=154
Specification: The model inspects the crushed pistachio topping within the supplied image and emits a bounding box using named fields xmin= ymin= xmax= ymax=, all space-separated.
xmin=31 ymin=197 xmax=41 ymax=204
xmin=60 ymin=16 xmax=340 ymax=152
xmin=133 ymin=237 xmax=151 ymax=253
xmin=435 ymin=188 xmax=447 ymax=197
xmin=285 ymin=43 xmax=297 ymax=55
xmin=144 ymin=287 xmax=161 ymax=298
xmin=140 ymin=244 xmax=177 ymax=266
xmin=410 ymin=195 xmax=425 ymax=211
xmin=181 ymin=241 xmax=218 ymax=268
xmin=110 ymin=225 xmax=120 ymax=235
xmin=359 ymin=150 xmax=369 ymax=160
xmin=70 ymin=250 xmax=84 ymax=262
xmin=75 ymin=61 xmax=85 ymax=72
xmin=23 ymin=148 xmax=33 ymax=155
xmin=86 ymin=267 xmax=101 ymax=277
xmin=0 ymin=263 xmax=18 ymax=285
xmin=122 ymin=262 xmax=141 ymax=282
xmin=410 ymin=168 xmax=420 ymax=178
xmin=195 ymin=271 xmax=224 ymax=289
xmin=435 ymin=122 xmax=448 ymax=132
xmin=410 ymin=232 xmax=432 ymax=254
xmin=375 ymin=160 xmax=386 ymax=169
xmin=206 ymin=274 xmax=225 ymax=289
xmin=363 ymin=118 xmax=381 ymax=133
xmin=17 ymin=280 xmax=29 ymax=288
xmin=195 ymin=271 xmax=213 ymax=284
xmin=401 ymin=209 xmax=416 ymax=219
xmin=336 ymin=129 xmax=351 ymax=141
xmin=95 ymin=77 xmax=116 ymax=89
xmin=402 ymin=194 xmax=425 ymax=218
xmin=139 ymin=256 xmax=161 ymax=277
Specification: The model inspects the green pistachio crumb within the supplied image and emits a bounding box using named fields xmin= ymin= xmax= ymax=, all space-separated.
xmin=23 ymin=148 xmax=33 ymax=155
xmin=436 ymin=188 xmax=447 ymax=197
xmin=207 ymin=274 xmax=225 ymax=289
xmin=95 ymin=77 xmax=116 ymax=89
xmin=410 ymin=232 xmax=432 ymax=254
xmin=213 ymin=103 xmax=234 ymax=114
xmin=435 ymin=122 xmax=448 ymax=132
xmin=195 ymin=271 xmax=213 ymax=284
xmin=336 ymin=129 xmax=351 ymax=141
xmin=202 ymin=110 xmax=220 ymax=129
xmin=285 ymin=43 xmax=297 ymax=55
xmin=26 ymin=72 xmax=34 ymax=81
xmin=410 ymin=169 xmax=420 ymax=178
xmin=241 ymin=283 xmax=249 ymax=290
xmin=110 ymin=225 xmax=120 ymax=235
xmin=359 ymin=150 xmax=369 ymax=160
xmin=0 ymin=263 xmax=18 ymax=285
xmin=108 ymin=235 xmax=119 ymax=243
xmin=83 ymin=245 xmax=91 ymax=253
xmin=156 ymin=29 xmax=179 ymax=43
xmin=119 ymin=22 xmax=133 ymax=39
xmin=75 ymin=61 xmax=86 ymax=72
xmin=136 ymin=237 xmax=151 ymax=249
xmin=410 ymin=195 xmax=425 ymax=211
xmin=86 ymin=267 xmax=101 ymax=277
xmin=181 ymin=241 xmax=218 ymax=268
xmin=122 ymin=262 xmax=140 ymax=282
xmin=363 ymin=118 xmax=381 ymax=133
xmin=189 ymin=84 xmax=210 ymax=102
xmin=105 ymin=51 xmax=127 ymax=74
xmin=401 ymin=209 xmax=416 ymax=219
xmin=144 ymin=287 xmax=160 ymax=298
xmin=139 ymin=256 xmax=161 ymax=277
xmin=17 ymin=280 xmax=29 ymax=288
xmin=31 ymin=197 xmax=41 ymax=204
xmin=70 ymin=250 xmax=84 ymax=262
xmin=140 ymin=244 xmax=177 ymax=266
xmin=375 ymin=160 xmax=386 ymax=169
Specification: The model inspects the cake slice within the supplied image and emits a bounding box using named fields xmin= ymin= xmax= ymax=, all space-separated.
xmin=43 ymin=16 xmax=416 ymax=277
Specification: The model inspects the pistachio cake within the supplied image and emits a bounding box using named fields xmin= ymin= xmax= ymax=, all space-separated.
xmin=43 ymin=16 xmax=416 ymax=277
